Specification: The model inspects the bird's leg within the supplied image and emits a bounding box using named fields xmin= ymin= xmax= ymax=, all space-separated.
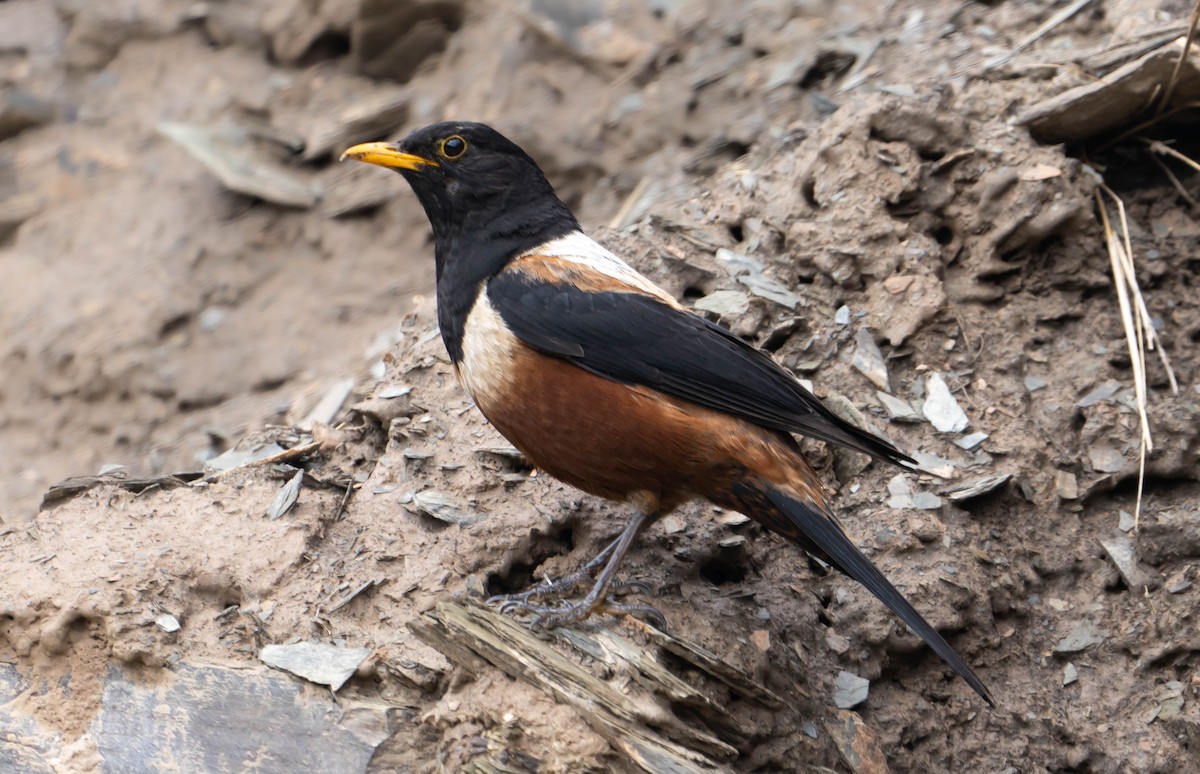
xmin=520 ymin=509 xmax=654 ymax=629
xmin=488 ymin=534 xmax=623 ymax=608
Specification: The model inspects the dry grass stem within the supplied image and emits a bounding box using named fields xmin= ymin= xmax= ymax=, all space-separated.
xmin=1157 ymin=0 xmax=1200 ymax=114
xmin=1094 ymin=183 xmax=1181 ymax=529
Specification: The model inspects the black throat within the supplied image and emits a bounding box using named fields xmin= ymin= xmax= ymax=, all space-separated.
xmin=433 ymin=198 xmax=578 ymax=363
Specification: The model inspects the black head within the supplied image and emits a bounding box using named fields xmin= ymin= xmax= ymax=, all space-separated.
xmin=342 ymin=121 xmax=579 ymax=259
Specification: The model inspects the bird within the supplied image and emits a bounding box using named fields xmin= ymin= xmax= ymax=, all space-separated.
xmin=342 ymin=121 xmax=993 ymax=705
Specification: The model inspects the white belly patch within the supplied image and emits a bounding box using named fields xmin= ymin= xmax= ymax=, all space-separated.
xmin=457 ymin=290 xmax=520 ymax=407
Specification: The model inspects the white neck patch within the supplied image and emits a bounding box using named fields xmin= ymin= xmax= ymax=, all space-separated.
xmin=528 ymin=231 xmax=674 ymax=301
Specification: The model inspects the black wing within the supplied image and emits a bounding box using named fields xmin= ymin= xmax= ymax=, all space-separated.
xmin=487 ymin=272 xmax=913 ymax=466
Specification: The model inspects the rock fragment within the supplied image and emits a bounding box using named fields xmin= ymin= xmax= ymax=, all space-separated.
xmin=693 ymin=289 xmax=750 ymax=316
xmin=1024 ymin=376 xmax=1048 ymax=392
xmin=876 ymin=391 xmax=921 ymax=422
xmin=832 ymin=671 xmax=870 ymax=709
xmin=1088 ymin=445 xmax=1125 ymax=474
xmin=260 ymin=642 xmax=372 ymax=691
xmin=1055 ymin=471 xmax=1079 ymax=500
xmin=825 ymin=709 xmax=889 ymax=774
xmin=955 ymin=432 xmax=988 ymax=450
xmin=1053 ymin=622 xmax=1106 ymax=654
xmin=1100 ymin=535 xmax=1145 ymax=590
xmin=159 ymin=122 xmax=320 ymax=208
xmin=1075 ymin=380 xmax=1122 ymax=408
xmin=850 ymin=328 xmax=890 ymax=391
xmin=923 ymin=373 xmax=970 ymax=432
xmin=942 ymin=473 xmax=1011 ymax=503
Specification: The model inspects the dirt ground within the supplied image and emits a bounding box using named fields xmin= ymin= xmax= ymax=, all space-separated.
xmin=2 ymin=0 xmax=1200 ymax=771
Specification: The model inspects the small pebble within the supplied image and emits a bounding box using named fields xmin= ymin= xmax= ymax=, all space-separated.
xmin=825 ymin=630 xmax=851 ymax=654
xmin=876 ymin=391 xmax=921 ymax=423
xmin=850 ymin=328 xmax=890 ymax=391
xmin=1075 ymin=380 xmax=1121 ymax=408
xmin=955 ymin=432 xmax=988 ymax=450
xmin=1088 ymin=445 xmax=1125 ymax=474
xmin=1024 ymin=376 xmax=1048 ymax=392
xmin=1054 ymin=622 xmax=1105 ymax=654
xmin=834 ymin=305 xmax=851 ymax=325
xmin=833 ymin=671 xmax=870 ymax=709
xmin=1063 ymin=663 xmax=1078 ymax=686
xmin=1055 ymin=471 xmax=1079 ymax=500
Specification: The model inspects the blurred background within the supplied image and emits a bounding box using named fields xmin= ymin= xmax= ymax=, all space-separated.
xmin=0 ymin=0 xmax=881 ymax=521
xmin=3 ymin=1 xmax=1190 ymax=525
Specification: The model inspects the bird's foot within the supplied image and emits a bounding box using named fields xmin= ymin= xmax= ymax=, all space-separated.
xmin=496 ymin=589 xmax=664 ymax=630
xmin=489 ymin=512 xmax=660 ymax=629
xmin=486 ymin=564 xmax=600 ymax=608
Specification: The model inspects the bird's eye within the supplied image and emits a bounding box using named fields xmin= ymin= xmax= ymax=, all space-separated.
xmin=439 ymin=135 xmax=467 ymax=160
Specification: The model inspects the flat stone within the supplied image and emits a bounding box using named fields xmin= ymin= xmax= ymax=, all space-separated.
xmin=1088 ymin=445 xmax=1125 ymax=474
xmin=886 ymin=474 xmax=913 ymax=508
xmin=736 ymin=273 xmax=801 ymax=309
xmin=834 ymin=305 xmax=851 ymax=325
xmin=887 ymin=475 xmax=942 ymax=510
xmin=911 ymin=492 xmax=944 ymax=510
xmin=205 ymin=442 xmax=287 ymax=472
xmin=159 ymin=122 xmax=320 ymax=208
xmin=405 ymin=489 xmax=480 ymax=525
xmin=0 ymin=664 xmax=55 ymax=774
xmin=825 ymin=630 xmax=851 ymax=654
xmin=1053 ymin=622 xmax=1106 ymax=654
xmin=911 ymin=451 xmax=957 ymax=479
xmin=832 ymin=671 xmax=870 ymax=709
xmin=260 ymin=642 xmax=372 ymax=691
xmin=693 ymin=289 xmax=751 ymax=316
xmin=825 ymin=709 xmax=888 ymax=774
xmin=714 ymin=247 xmax=765 ymax=274
xmin=876 ymin=391 xmax=921 ymax=422
xmin=95 ymin=662 xmax=389 ymax=772
xmin=1100 ymin=535 xmax=1145 ymax=590
xmin=850 ymin=328 xmax=890 ymax=391
xmin=923 ymin=373 xmax=969 ymax=432
xmin=1024 ymin=375 xmax=1048 ymax=392
xmin=1118 ymin=510 xmax=1136 ymax=532
xmin=1075 ymin=379 xmax=1122 ymax=408
xmin=955 ymin=432 xmax=989 ymax=450
xmin=267 ymin=469 xmax=305 ymax=520
xmin=1063 ymin=663 xmax=1078 ymax=686
xmin=1055 ymin=471 xmax=1079 ymax=500
xmin=942 ymin=473 xmax=1012 ymax=503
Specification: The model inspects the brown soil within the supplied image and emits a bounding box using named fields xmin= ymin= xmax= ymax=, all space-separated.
xmin=2 ymin=1 xmax=1199 ymax=772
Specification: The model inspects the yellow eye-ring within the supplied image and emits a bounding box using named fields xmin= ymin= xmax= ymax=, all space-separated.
xmin=439 ymin=135 xmax=467 ymax=160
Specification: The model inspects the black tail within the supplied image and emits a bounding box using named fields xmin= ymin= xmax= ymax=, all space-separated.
xmin=759 ymin=485 xmax=994 ymax=706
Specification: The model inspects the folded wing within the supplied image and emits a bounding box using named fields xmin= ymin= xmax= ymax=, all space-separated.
xmin=487 ymin=269 xmax=913 ymax=466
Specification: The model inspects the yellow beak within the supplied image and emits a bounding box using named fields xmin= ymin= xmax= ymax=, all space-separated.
xmin=340 ymin=142 xmax=438 ymax=171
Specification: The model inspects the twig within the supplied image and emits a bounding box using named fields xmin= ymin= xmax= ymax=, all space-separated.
xmin=1156 ymin=0 xmax=1200 ymax=115
xmin=984 ymin=0 xmax=1095 ymax=70
xmin=1146 ymin=150 xmax=1199 ymax=208
xmin=1144 ymin=137 xmax=1200 ymax=174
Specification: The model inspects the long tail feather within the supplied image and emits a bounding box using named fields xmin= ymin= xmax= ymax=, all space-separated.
xmin=757 ymin=484 xmax=994 ymax=705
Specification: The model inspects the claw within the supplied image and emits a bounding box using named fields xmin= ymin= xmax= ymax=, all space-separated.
xmin=609 ymin=578 xmax=653 ymax=597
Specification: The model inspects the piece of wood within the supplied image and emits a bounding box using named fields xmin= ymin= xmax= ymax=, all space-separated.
xmin=410 ymin=601 xmax=737 ymax=773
